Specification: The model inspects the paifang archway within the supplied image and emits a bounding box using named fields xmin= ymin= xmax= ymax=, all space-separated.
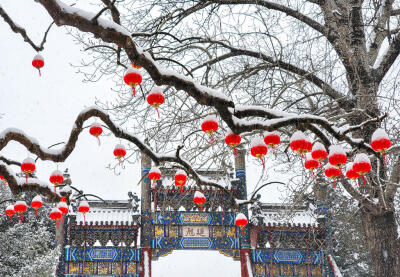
xmin=57 ymin=150 xmax=338 ymax=276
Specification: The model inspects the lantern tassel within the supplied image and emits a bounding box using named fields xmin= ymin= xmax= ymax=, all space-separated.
xmin=241 ymin=227 xmax=245 ymax=235
xmin=312 ymin=171 xmax=315 ymax=178
xmin=259 ymin=157 xmax=265 ymax=169
xmin=209 ymin=134 xmax=215 ymax=145
xmin=233 ymin=147 xmax=237 ymax=156
xmin=333 ymin=180 xmax=337 ymax=189
xmin=9 ymin=216 xmax=12 ymax=223
xmin=54 ymin=186 xmax=56 ymax=194
xmin=131 ymin=86 xmax=136 ymax=97
xmin=384 ymin=153 xmax=389 ymax=165
xmin=83 ymin=214 xmax=86 ymax=225
xmin=156 ymin=107 xmax=160 ymax=119
xmin=56 ymin=220 xmax=59 ymax=229
xmin=38 ymin=68 xmax=41 ymax=77
xmin=180 ymin=186 xmax=183 ymax=195
xmin=200 ymin=206 xmax=203 ymax=213
xmin=354 ymin=180 xmax=359 ymax=189
xmin=19 ymin=213 xmax=23 ymax=223
xmin=96 ymin=136 xmax=101 ymax=146
xmin=25 ymin=174 xmax=28 ymax=183
xmin=273 ymin=148 xmax=277 ymax=159
xmin=362 ymin=176 xmax=365 ymax=187
xmin=35 ymin=209 xmax=37 ymax=217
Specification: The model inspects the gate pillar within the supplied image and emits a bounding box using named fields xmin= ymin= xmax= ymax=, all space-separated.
xmin=240 ymin=249 xmax=252 ymax=277
xmin=140 ymin=153 xmax=152 ymax=277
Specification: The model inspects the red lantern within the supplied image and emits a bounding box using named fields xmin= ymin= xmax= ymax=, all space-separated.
xmin=149 ymin=167 xmax=162 ymax=188
xmin=113 ymin=144 xmax=126 ymax=165
xmin=324 ymin=164 xmax=341 ymax=188
xmin=14 ymin=201 xmax=27 ymax=223
xmin=5 ymin=205 xmax=14 ymax=222
xmin=371 ymin=128 xmax=391 ymax=163
xmin=49 ymin=207 xmax=63 ymax=228
xmin=263 ymin=131 xmax=280 ymax=157
xmin=328 ymin=145 xmax=347 ymax=167
xmin=201 ymin=116 xmax=218 ymax=144
xmin=89 ymin=123 xmax=103 ymax=146
xmin=78 ymin=200 xmax=90 ymax=225
xmin=50 ymin=170 xmax=64 ymax=194
xmin=250 ymin=138 xmax=268 ymax=169
xmin=290 ymin=131 xmax=312 ymax=156
xmin=225 ymin=131 xmax=241 ymax=156
xmin=345 ymin=162 xmax=360 ymax=187
xmin=21 ymin=157 xmax=35 ymax=183
xmin=124 ymin=67 xmax=142 ymax=97
xmin=304 ymin=153 xmax=319 ymax=176
xmin=147 ymin=88 xmax=165 ymax=118
xmin=0 ymin=176 xmax=6 ymax=188
xmin=235 ymin=213 xmax=248 ymax=235
xmin=31 ymin=195 xmax=43 ymax=217
xmin=311 ymin=142 xmax=327 ymax=167
xmin=352 ymin=153 xmax=371 ymax=187
xmin=57 ymin=201 xmax=69 ymax=216
xmin=193 ymin=191 xmax=206 ymax=212
xmin=175 ymin=170 xmax=187 ymax=194
xmin=32 ymin=54 xmax=44 ymax=76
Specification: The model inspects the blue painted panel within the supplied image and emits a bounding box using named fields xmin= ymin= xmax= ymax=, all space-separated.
xmin=65 ymin=247 xmax=140 ymax=262
xmin=153 ymin=211 xmax=236 ymax=225
xmin=252 ymin=249 xmax=324 ymax=264
xmin=152 ymin=237 xmax=240 ymax=250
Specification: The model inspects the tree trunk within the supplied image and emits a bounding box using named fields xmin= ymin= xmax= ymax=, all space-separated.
xmin=360 ymin=209 xmax=400 ymax=276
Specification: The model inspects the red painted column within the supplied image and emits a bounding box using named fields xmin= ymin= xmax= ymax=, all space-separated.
xmin=140 ymin=248 xmax=152 ymax=277
xmin=240 ymin=249 xmax=252 ymax=277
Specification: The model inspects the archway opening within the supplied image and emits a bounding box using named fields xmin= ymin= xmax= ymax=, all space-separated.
xmin=152 ymin=250 xmax=241 ymax=277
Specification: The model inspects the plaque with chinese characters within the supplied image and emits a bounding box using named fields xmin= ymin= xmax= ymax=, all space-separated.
xmin=182 ymin=226 xmax=209 ymax=237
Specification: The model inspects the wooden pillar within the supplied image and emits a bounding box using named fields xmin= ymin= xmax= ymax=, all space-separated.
xmin=240 ymin=249 xmax=252 ymax=277
xmin=140 ymin=153 xmax=152 ymax=277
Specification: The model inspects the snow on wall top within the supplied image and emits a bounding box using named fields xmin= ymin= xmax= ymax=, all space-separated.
xmin=75 ymin=208 xmax=139 ymax=226
xmin=255 ymin=204 xmax=319 ymax=227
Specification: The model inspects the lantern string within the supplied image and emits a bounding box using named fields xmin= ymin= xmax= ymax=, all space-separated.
xmin=233 ymin=147 xmax=237 ymax=156
xmin=19 ymin=213 xmax=23 ymax=224
xmin=38 ymin=68 xmax=41 ymax=77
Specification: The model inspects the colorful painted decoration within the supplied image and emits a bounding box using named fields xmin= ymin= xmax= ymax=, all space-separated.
xmin=328 ymin=145 xmax=347 ymax=167
xmin=147 ymin=87 xmax=165 ymax=118
xmin=201 ymin=115 xmax=218 ymax=144
xmin=49 ymin=207 xmax=63 ymax=228
xmin=352 ymin=153 xmax=371 ymax=186
xmin=148 ymin=167 xmax=162 ymax=186
xmin=89 ymin=123 xmax=103 ymax=146
xmin=30 ymin=195 xmax=43 ymax=217
xmin=5 ymin=205 xmax=14 ymax=222
xmin=50 ymin=170 xmax=64 ymax=194
xmin=32 ymin=54 xmax=44 ymax=76
xmin=193 ymin=191 xmax=206 ymax=212
xmin=78 ymin=200 xmax=90 ymax=225
xmin=345 ymin=162 xmax=360 ymax=187
xmin=174 ymin=170 xmax=187 ymax=194
xmin=289 ymin=131 xmax=312 ymax=156
xmin=0 ymin=176 xmax=6 ymax=188
xmin=14 ymin=200 xmax=27 ymax=223
xmin=311 ymin=142 xmax=327 ymax=167
xmin=324 ymin=164 xmax=341 ymax=188
xmin=304 ymin=153 xmax=319 ymax=176
xmin=21 ymin=157 xmax=36 ymax=183
xmin=235 ymin=213 xmax=248 ymax=235
xmin=263 ymin=131 xmax=280 ymax=157
xmin=225 ymin=131 xmax=241 ymax=156
xmin=124 ymin=67 xmax=142 ymax=97
xmin=113 ymin=144 xmax=126 ymax=165
xmin=250 ymin=138 xmax=268 ymax=169
xmin=371 ymin=128 xmax=391 ymax=163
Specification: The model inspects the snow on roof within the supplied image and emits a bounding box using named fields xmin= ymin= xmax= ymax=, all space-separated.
xmin=312 ymin=142 xmax=326 ymax=151
xmin=175 ymin=169 xmax=187 ymax=176
xmin=250 ymin=137 xmax=266 ymax=148
xmin=15 ymin=200 xmax=27 ymax=206
xmin=371 ymin=128 xmax=389 ymax=141
xmin=90 ymin=122 xmax=102 ymax=128
xmin=263 ymin=131 xmax=279 ymax=137
xmin=114 ymin=144 xmax=125 ymax=150
xmin=33 ymin=54 xmax=44 ymax=61
xmin=6 ymin=205 xmax=14 ymax=211
xmin=57 ymin=202 xmax=68 ymax=210
xmin=125 ymin=66 xmax=141 ymax=75
xmin=328 ymin=144 xmax=346 ymax=155
xmin=236 ymin=213 xmax=247 ymax=220
xmin=150 ymin=167 xmax=161 ymax=174
xmin=32 ymin=195 xmax=42 ymax=202
xmin=51 ymin=169 xmax=63 ymax=176
xmin=22 ymin=157 xmax=35 ymax=164
xmin=194 ymin=191 xmax=205 ymax=198
xmin=290 ymin=130 xmax=307 ymax=142
xmin=203 ymin=115 xmax=218 ymax=122
xmin=354 ymin=153 xmax=370 ymax=163
xmin=75 ymin=208 xmax=139 ymax=226
xmin=150 ymin=86 xmax=163 ymax=95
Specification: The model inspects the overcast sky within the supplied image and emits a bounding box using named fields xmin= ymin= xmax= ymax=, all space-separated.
xmin=0 ymin=1 xmax=288 ymax=275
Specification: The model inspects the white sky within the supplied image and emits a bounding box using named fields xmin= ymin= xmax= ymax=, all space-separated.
xmin=0 ymin=1 xmax=288 ymax=275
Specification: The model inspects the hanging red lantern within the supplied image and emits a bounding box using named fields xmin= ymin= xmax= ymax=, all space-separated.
xmin=250 ymin=138 xmax=268 ymax=169
xmin=201 ymin=115 xmax=218 ymax=144
xmin=50 ymin=170 xmax=64 ymax=194
xmin=371 ymin=128 xmax=391 ymax=163
xmin=32 ymin=54 xmax=44 ymax=76
xmin=49 ymin=207 xmax=63 ymax=228
xmin=147 ymin=88 xmax=165 ymax=118
xmin=14 ymin=201 xmax=27 ymax=223
xmin=30 ymin=195 xmax=43 ymax=217
xmin=57 ymin=201 xmax=69 ymax=216
xmin=124 ymin=67 xmax=142 ymax=97
xmin=0 ymin=176 xmax=7 ymax=188
xmin=263 ymin=131 xmax=280 ymax=157
xmin=290 ymin=131 xmax=312 ymax=156
xmin=148 ymin=167 xmax=162 ymax=186
xmin=225 ymin=131 xmax=241 ymax=156
xmin=311 ymin=142 xmax=327 ymax=167
xmin=324 ymin=164 xmax=341 ymax=188
xmin=89 ymin=123 xmax=103 ymax=146
xmin=345 ymin=162 xmax=360 ymax=187
xmin=78 ymin=200 xmax=90 ymax=225
xmin=328 ymin=145 xmax=347 ymax=167
xmin=21 ymin=157 xmax=36 ymax=183
xmin=5 ymin=205 xmax=14 ymax=222
xmin=193 ymin=191 xmax=206 ymax=212
xmin=235 ymin=213 xmax=248 ymax=235
xmin=352 ymin=153 xmax=371 ymax=187
xmin=113 ymin=144 xmax=126 ymax=165
xmin=304 ymin=153 xmax=319 ymax=176
xmin=175 ymin=170 xmax=187 ymax=194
